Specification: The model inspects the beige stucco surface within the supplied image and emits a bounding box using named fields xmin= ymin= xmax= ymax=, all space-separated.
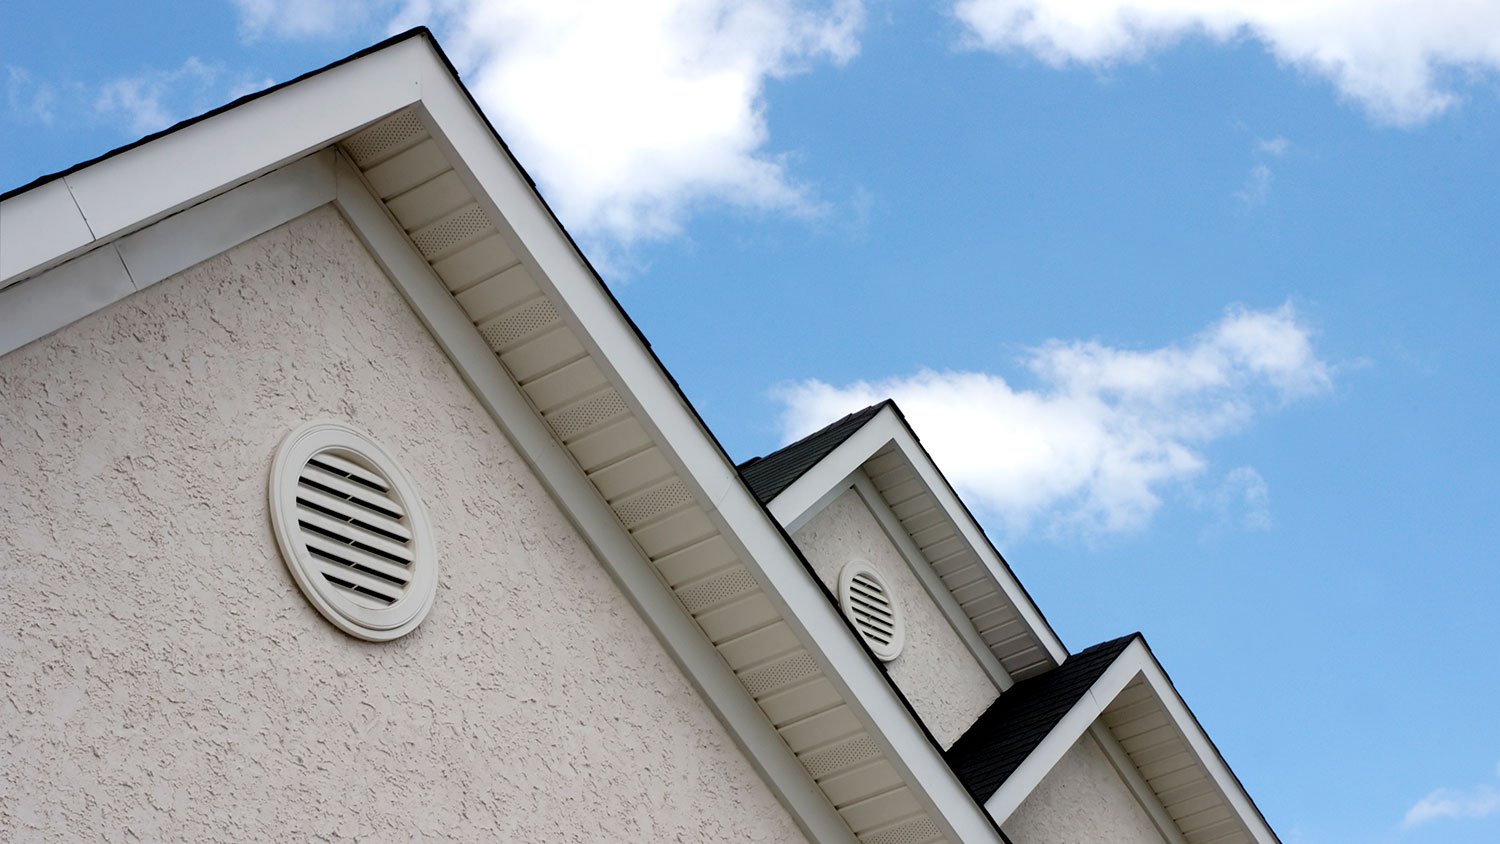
xmin=1004 ymin=732 xmax=1168 ymax=844
xmin=792 ymin=487 xmax=998 ymax=748
xmin=0 ymin=205 xmax=808 ymax=843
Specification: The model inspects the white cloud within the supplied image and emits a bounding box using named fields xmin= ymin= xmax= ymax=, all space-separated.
xmin=950 ymin=0 xmax=1500 ymax=125
xmin=1257 ymin=136 xmax=1290 ymax=156
xmin=773 ymin=303 xmax=1330 ymax=539
xmin=1404 ymin=776 xmax=1500 ymax=828
xmin=94 ymin=58 xmax=219 ymax=136
xmin=1202 ymin=465 xmax=1272 ymax=531
xmin=5 ymin=67 xmax=57 ymax=125
xmin=232 ymin=0 xmax=399 ymax=40
xmin=1235 ymin=162 xmax=1272 ymax=208
xmin=381 ymin=0 xmax=863 ymax=250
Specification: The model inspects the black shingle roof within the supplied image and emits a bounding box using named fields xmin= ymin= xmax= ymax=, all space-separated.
xmin=944 ymin=634 xmax=1139 ymax=804
xmin=737 ymin=401 xmax=889 ymax=504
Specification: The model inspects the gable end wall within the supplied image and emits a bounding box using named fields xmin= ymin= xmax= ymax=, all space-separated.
xmin=0 ymin=205 xmax=808 ymax=842
xmin=1003 ymin=732 xmax=1169 ymax=844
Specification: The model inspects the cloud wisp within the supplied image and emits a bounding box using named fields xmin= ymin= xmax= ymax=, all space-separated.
xmin=233 ymin=0 xmax=400 ymax=40
xmin=93 ymin=58 xmax=220 ymax=136
xmin=1404 ymin=764 xmax=1500 ymax=829
xmin=950 ymin=0 xmax=1500 ymax=125
xmin=774 ymin=303 xmax=1331 ymax=540
xmin=385 ymin=0 xmax=864 ymax=253
xmin=1235 ymin=162 xmax=1273 ymax=209
xmin=5 ymin=67 xmax=58 ymax=126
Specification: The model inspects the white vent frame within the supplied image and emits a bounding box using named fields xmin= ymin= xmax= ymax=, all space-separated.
xmin=268 ymin=421 xmax=438 ymax=641
xmin=837 ymin=560 xmax=905 ymax=662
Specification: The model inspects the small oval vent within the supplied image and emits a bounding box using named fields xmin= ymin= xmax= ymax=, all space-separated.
xmin=838 ymin=561 xmax=905 ymax=662
xmin=269 ymin=422 xmax=437 ymax=641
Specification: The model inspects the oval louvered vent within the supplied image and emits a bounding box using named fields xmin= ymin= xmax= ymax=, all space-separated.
xmin=838 ymin=561 xmax=905 ymax=662
xmin=268 ymin=422 xmax=437 ymax=641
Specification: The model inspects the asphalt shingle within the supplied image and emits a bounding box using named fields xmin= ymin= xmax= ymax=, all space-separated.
xmin=737 ymin=402 xmax=888 ymax=504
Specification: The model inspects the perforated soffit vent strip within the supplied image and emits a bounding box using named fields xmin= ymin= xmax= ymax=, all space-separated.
xmin=338 ymin=109 xmax=955 ymax=844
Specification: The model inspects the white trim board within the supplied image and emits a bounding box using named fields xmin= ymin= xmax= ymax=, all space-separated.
xmin=0 ymin=151 xmax=336 ymax=356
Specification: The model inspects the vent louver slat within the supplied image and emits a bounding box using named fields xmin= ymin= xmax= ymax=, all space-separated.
xmin=295 ymin=484 xmax=412 ymax=542
xmin=301 ymin=462 xmax=404 ymax=517
xmin=301 ymin=532 xmax=412 ymax=585
xmin=295 ymin=506 xmax=414 ymax=565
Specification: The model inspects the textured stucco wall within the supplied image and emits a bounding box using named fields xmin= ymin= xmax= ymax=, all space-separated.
xmin=0 ymin=205 xmax=808 ymax=843
xmin=792 ymin=488 xmax=998 ymax=748
xmin=1004 ymin=732 xmax=1168 ymax=844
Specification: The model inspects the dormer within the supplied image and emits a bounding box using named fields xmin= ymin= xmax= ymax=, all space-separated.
xmin=739 ymin=401 xmax=1067 ymax=746
xmin=740 ymin=401 xmax=1278 ymax=844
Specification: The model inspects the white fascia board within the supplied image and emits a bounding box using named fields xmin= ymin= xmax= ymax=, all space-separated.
xmin=403 ymin=43 xmax=1006 ymax=844
xmin=0 ymin=151 xmax=336 ymax=357
xmin=983 ymin=640 xmax=1279 ymax=844
xmin=768 ymin=414 xmax=898 ymax=534
xmin=0 ymin=180 xmax=95 ymax=284
xmin=0 ymin=36 xmax=425 ymax=290
xmin=327 ymin=159 xmax=858 ymax=844
xmin=769 ymin=406 xmax=1068 ymax=668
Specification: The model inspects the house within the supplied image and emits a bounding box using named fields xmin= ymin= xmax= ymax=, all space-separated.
xmin=0 ymin=29 xmax=1279 ymax=843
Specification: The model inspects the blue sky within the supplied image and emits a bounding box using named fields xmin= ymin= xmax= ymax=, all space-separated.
xmin=5 ymin=2 xmax=1499 ymax=841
